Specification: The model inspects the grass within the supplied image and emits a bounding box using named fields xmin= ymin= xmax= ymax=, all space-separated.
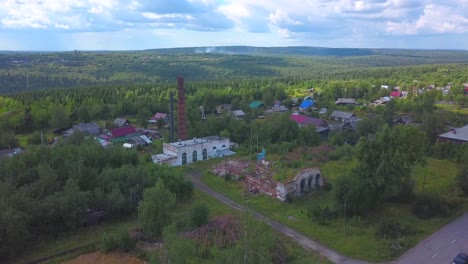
xmin=436 ymin=103 xmax=468 ymax=115
xmin=12 ymin=216 xmax=138 ymax=264
xmin=12 ymin=187 xmax=327 ymax=264
xmin=199 ymin=157 xmax=467 ymax=262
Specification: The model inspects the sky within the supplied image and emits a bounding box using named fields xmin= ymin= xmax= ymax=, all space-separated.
xmin=0 ymin=0 xmax=467 ymax=51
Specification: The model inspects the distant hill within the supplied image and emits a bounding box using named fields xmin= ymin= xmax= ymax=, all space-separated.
xmin=0 ymin=46 xmax=467 ymax=94
xmin=145 ymin=46 xmax=468 ymax=58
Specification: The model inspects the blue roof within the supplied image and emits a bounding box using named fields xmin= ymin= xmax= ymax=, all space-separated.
xmin=299 ymin=100 xmax=314 ymax=109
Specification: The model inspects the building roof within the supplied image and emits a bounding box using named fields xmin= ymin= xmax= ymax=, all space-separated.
xmin=151 ymin=112 xmax=167 ymax=120
xmin=330 ymin=110 xmax=355 ymax=120
xmin=249 ymin=101 xmax=264 ymax=108
xmin=110 ymin=126 xmax=138 ymax=138
xmin=72 ymin=122 xmax=100 ymax=133
xmin=232 ymin=110 xmax=246 ymax=117
xmin=0 ymin=148 xmax=22 ymax=159
xmin=335 ymin=98 xmax=356 ymax=104
xmin=393 ymin=115 xmax=413 ymax=125
xmin=299 ymin=100 xmax=314 ymax=109
xmin=342 ymin=120 xmax=360 ymax=130
xmin=216 ymin=104 xmax=232 ymax=113
xmin=114 ymin=118 xmax=130 ymax=127
xmin=438 ymin=125 xmax=468 ymax=142
xmin=168 ymin=136 xmax=228 ymax=148
xmin=290 ymin=115 xmax=327 ymax=127
xmin=390 ymin=91 xmax=402 ymax=97
xmin=271 ymin=105 xmax=288 ymax=112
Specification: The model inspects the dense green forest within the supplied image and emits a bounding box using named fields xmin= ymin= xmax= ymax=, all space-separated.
xmin=1 ymin=47 xmax=467 ymax=93
xmin=1 ymin=48 xmax=468 ymax=262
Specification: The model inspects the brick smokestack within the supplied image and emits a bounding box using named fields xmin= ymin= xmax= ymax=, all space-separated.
xmin=177 ymin=76 xmax=187 ymax=140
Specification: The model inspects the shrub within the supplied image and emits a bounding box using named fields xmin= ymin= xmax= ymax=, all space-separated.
xmin=307 ymin=205 xmax=338 ymax=226
xmin=412 ymin=195 xmax=458 ymax=219
xmin=191 ymin=203 xmax=210 ymax=227
xmin=376 ymin=218 xmax=416 ymax=240
xmin=101 ymin=230 xmax=136 ymax=253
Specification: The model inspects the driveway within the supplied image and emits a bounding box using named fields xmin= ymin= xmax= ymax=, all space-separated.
xmin=396 ymin=213 xmax=468 ymax=264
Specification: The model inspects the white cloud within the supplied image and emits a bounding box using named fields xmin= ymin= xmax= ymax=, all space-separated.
xmin=386 ymin=4 xmax=468 ymax=35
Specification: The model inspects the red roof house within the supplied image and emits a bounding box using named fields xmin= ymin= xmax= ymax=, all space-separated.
xmin=390 ymin=91 xmax=402 ymax=98
xmin=110 ymin=126 xmax=138 ymax=138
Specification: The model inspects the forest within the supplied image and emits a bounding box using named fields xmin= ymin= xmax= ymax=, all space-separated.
xmin=1 ymin=48 xmax=468 ymax=262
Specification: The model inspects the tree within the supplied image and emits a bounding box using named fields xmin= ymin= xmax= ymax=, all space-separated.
xmin=162 ymin=223 xmax=196 ymax=264
xmin=191 ymin=203 xmax=210 ymax=227
xmin=336 ymin=125 xmax=427 ymax=215
xmin=49 ymin=104 xmax=70 ymax=129
xmin=138 ymin=179 xmax=176 ymax=236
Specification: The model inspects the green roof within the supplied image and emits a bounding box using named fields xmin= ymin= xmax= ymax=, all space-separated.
xmin=249 ymin=101 xmax=264 ymax=108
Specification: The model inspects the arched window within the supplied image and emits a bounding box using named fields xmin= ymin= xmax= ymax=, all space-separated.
xmin=222 ymin=145 xmax=226 ymax=148
xmin=182 ymin=153 xmax=187 ymax=165
xmin=212 ymin=146 xmax=217 ymax=150
xmin=193 ymin=151 xmax=197 ymax=162
xmin=203 ymin=149 xmax=207 ymax=160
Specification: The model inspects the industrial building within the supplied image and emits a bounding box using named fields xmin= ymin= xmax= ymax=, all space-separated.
xmin=152 ymin=136 xmax=235 ymax=166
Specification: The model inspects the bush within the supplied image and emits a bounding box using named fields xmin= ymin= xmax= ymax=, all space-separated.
xmin=376 ymin=219 xmax=405 ymax=239
xmin=307 ymin=205 xmax=338 ymax=226
xmin=412 ymin=195 xmax=458 ymax=219
xmin=191 ymin=203 xmax=210 ymax=227
xmin=101 ymin=230 xmax=136 ymax=253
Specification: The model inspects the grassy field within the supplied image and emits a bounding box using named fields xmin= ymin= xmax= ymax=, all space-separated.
xmin=12 ymin=188 xmax=328 ymax=264
xmin=200 ymin=157 xmax=467 ymax=261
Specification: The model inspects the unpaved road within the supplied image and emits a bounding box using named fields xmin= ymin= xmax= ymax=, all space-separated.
xmin=189 ymin=170 xmax=371 ymax=264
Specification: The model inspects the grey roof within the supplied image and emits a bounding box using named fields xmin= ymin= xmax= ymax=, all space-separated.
xmin=342 ymin=120 xmax=360 ymax=130
xmin=114 ymin=118 xmax=129 ymax=127
xmin=335 ymin=98 xmax=356 ymax=104
xmin=0 ymin=148 xmax=22 ymax=159
xmin=271 ymin=105 xmax=288 ymax=112
xmin=330 ymin=110 xmax=355 ymax=120
xmin=232 ymin=110 xmax=246 ymax=117
xmin=73 ymin=122 xmax=100 ymax=134
xmin=438 ymin=125 xmax=468 ymax=142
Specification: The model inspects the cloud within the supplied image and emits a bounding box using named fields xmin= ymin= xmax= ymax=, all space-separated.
xmin=386 ymin=3 xmax=468 ymax=35
xmin=0 ymin=0 xmax=466 ymax=50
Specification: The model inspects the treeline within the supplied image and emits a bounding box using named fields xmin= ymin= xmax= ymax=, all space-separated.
xmin=0 ymin=136 xmax=192 ymax=260
xmin=1 ymin=50 xmax=467 ymax=93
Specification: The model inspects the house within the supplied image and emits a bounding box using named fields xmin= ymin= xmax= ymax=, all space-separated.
xmin=265 ymin=105 xmax=288 ymax=114
xmin=335 ymin=98 xmax=356 ymax=105
xmin=152 ymin=136 xmax=234 ymax=166
xmin=249 ymin=101 xmax=264 ymax=109
xmin=72 ymin=122 xmax=101 ymax=135
xmin=290 ymin=97 xmax=301 ymax=105
xmin=101 ymin=126 xmax=141 ymax=144
xmin=390 ymin=91 xmax=402 ymax=98
xmin=290 ymin=115 xmax=329 ymax=135
xmin=342 ymin=120 xmax=360 ymax=131
xmin=149 ymin=112 xmax=169 ymax=124
xmin=114 ymin=118 xmax=131 ymax=127
xmin=319 ymin=108 xmax=327 ymax=115
xmin=215 ymin=104 xmax=232 ymax=114
xmin=401 ymin=91 xmax=409 ymax=98
xmin=299 ymin=100 xmax=314 ymax=111
xmin=232 ymin=110 xmax=246 ymax=119
xmin=330 ymin=111 xmax=358 ymax=123
xmin=381 ymin=85 xmax=390 ymax=89
xmin=393 ymin=115 xmax=413 ymax=125
xmin=0 ymin=148 xmax=22 ymax=159
xmin=438 ymin=125 xmax=468 ymax=144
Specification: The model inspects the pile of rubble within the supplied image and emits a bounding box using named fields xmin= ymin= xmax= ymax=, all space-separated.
xmin=212 ymin=159 xmax=279 ymax=197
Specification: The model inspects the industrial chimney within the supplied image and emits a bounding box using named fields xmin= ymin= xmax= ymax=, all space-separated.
xmin=177 ymin=76 xmax=187 ymax=140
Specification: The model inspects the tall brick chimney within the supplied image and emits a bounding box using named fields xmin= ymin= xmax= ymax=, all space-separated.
xmin=177 ymin=76 xmax=187 ymax=140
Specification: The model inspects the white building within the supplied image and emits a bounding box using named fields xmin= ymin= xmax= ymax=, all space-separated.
xmin=152 ymin=136 xmax=235 ymax=166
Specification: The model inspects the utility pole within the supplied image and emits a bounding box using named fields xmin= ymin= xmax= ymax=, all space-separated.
xmin=344 ymin=201 xmax=347 ymax=235
xmin=422 ymin=168 xmax=427 ymax=194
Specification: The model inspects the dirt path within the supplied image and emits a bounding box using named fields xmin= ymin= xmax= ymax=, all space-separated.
xmin=61 ymin=252 xmax=146 ymax=264
xmin=188 ymin=170 xmax=373 ymax=264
